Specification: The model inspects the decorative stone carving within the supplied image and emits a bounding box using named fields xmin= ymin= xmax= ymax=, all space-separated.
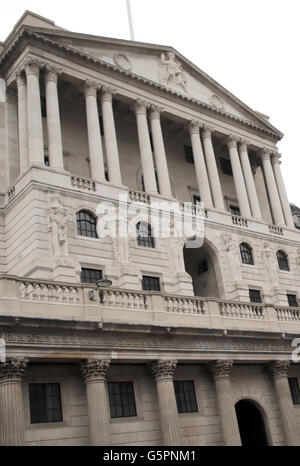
xmin=158 ymin=52 xmax=187 ymax=93
xmin=81 ymin=359 xmax=110 ymax=383
xmin=262 ymin=242 xmax=278 ymax=286
xmin=48 ymin=195 xmax=69 ymax=256
xmin=269 ymin=360 xmax=290 ymax=379
xmin=0 ymin=358 xmax=28 ymax=382
xmin=222 ymin=233 xmax=241 ymax=282
xmin=210 ymin=94 xmax=224 ymax=110
xmin=152 ymin=360 xmax=177 ymax=381
xmin=210 ymin=360 xmax=233 ymax=379
xmin=113 ymin=53 xmax=132 ymax=71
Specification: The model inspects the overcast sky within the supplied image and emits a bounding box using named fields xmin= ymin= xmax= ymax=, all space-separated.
xmin=1 ymin=0 xmax=300 ymax=206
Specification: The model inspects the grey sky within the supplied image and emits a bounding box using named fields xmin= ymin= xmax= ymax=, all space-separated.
xmin=1 ymin=0 xmax=299 ymax=206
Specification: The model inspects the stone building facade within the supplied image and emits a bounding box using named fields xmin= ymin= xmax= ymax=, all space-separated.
xmin=0 ymin=11 xmax=300 ymax=446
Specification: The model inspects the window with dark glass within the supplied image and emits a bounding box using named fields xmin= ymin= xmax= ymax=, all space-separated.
xmin=81 ymin=268 xmax=103 ymax=284
xmin=198 ymin=258 xmax=208 ymax=274
xmin=249 ymin=289 xmax=262 ymax=303
xmin=108 ymin=382 xmax=137 ymax=418
xmin=288 ymin=378 xmax=300 ymax=404
xmin=77 ymin=210 xmax=98 ymax=238
xmin=277 ymin=250 xmax=289 ymax=271
xmin=29 ymin=383 xmax=63 ymax=424
xmin=193 ymin=195 xmax=201 ymax=206
xmin=105 ymin=170 xmax=109 ymax=181
xmin=41 ymin=96 xmax=46 ymax=118
xmin=184 ymin=145 xmax=194 ymax=164
xmin=142 ymin=275 xmax=160 ymax=292
xmin=174 ymin=381 xmax=198 ymax=413
xmin=44 ymin=154 xmax=50 ymax=167
xmin=240 ymin=243 xmax=254 ymax=265
xmin=220 ymin=157 xmax=233 ymax=176
xmin=230 ymin=205 xmax=241 ymax=216
xmin=287 ymin=294 xmax=298 ymax=308
xmin=136 ymin=222 xmax=154 ymax=248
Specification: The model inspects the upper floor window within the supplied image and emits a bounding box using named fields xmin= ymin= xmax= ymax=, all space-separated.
xmin=142 ymin=275 xmax=160 ymax=292
xmin=29 ymin=383 xmax=63 ymax=424
xmin=77 ymin=210 xmax=98 ymax=238
xmin=81 ymin=268 xmax=103 ymax=284
xmin=136 ymin=222 xmax=154 ymax=248
xmin=287 ymin=294 xmax=298 ymax=308
xmin=193 ymin=195 xmax=201 ymax=206
xmin=240 ymin=243 xmax=254 ymax=265
xmin=229 ymin=205 xmax=240 ymax=216
xmin=184 ymin=145 xmax=194 ymax=164
xmin=288 ymin=378 xmax=300 ymax=404
xmin=249 ymin=289 xmax=262 ymax=303
xmin=220 ymin=157 xmax=233 ymax=176
xmin=277 ymin=250 xmax=289 ymax=271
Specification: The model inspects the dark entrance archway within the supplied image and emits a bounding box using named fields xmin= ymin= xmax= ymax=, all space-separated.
xmin=235 ymin=399 xmax=269 ymax=446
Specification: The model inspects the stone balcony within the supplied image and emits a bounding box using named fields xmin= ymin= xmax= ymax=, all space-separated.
xmin=1 ymin=275 xmax=300 ymax=335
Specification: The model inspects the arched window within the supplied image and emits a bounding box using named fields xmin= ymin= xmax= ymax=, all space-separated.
xmin=77 ymin=210 xmax=98 ymax=238
xmin=240 ymin=243 xmax=254 ymax=265
xmin=277 ymin=250 xmax=289 ymax=271
xmin=136 ymin=222 xmax=154 ymax=248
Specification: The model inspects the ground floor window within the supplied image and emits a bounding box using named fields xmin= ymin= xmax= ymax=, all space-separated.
xmin=29 ymin=383 xmax=63 ymax=424
xmin=107 ymin=382 xmax=137 ymax=418
xmin=174 ymin=380 xmax=198 ymax=413
xmin=288 ymin=378 xmax=300 ymax=404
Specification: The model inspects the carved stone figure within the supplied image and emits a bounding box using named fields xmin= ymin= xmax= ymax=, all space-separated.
xmin=222 ymin=233 xmax=241 ymax=282
xmin=261 ymin=242 xmax=278 ymax=286
xmin=48 ymin=196 xmax=69 ymax=256
xmin=112 ymin=237 xmax=131 ymax=265
xmin=159 ymin=52 xmax=187 ymax=92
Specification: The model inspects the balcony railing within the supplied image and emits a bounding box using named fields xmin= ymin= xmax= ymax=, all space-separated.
xmin=232 ymin=215 xmax=248 ymax=228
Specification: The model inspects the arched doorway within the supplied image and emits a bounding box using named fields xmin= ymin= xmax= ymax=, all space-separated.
xmin=235 ymin=399 xmax=269 ymax=446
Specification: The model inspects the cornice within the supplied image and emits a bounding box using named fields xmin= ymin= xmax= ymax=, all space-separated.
xmin=0 ymin=28 xmax=282 ymax=142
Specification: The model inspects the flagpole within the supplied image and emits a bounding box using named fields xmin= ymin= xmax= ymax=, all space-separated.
xmin=126 ymin=0 xmax=135 ymax=41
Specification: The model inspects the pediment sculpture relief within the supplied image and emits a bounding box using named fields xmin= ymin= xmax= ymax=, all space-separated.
xmin=158 ymin=52 xmax=187 ymax=93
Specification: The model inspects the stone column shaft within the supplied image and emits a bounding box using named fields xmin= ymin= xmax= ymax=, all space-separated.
xmin=210 ymin=360 xmax=241 ymax=446
xmin=239 ymin=141 xmax=262 ymax=219
xmin=0 ymin=358 xmax=28 ymax=446
xmin=201 ymin=126 xmax=225 ymax=210
xmin=261 ymin=150 xmax=285 ymax=226
xmin=272 ymin=155 xmax=294 ymax=228
xmin=134 ymin=100 xmax=158 ymax=194
xmin=45 ymin=67 xmax=64 ymax=170
xmin=189 ymin=121 xmax=213 ymax=208
xmin=150 ymin=106 xmax=172 ymax=197
xmin=227 ymin=136 xmax=251 ymax=217
xmin=152 ymin=360 xmax=180 ymax=446
xmin=270 ymin=361 xmax=299 ymax=446
xmin=84 ymin=81 xmax=105 ymax=182
xmin=81 ymin=359 xmax=111 ymax=446
xmin=100 ymin=87 xmax=122 ymax=185
xmin=25 ymin=61 xmax=44 ymax=165
xmin=16 ymin=72 xmax=29 ymax=172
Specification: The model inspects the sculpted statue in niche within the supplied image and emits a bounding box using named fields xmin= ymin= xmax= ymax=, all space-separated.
xmin=48 ymin=196 xmax=69 ymax=256
xmin=222 ymin=233 xmax=241 ymax=282
xmin=159 ymin=52 xmax=187 ymax=93
xmin=112 ymin=218 xmax=131 ymax=265
xmin=261 ymin=242 xmax=278 ymax=286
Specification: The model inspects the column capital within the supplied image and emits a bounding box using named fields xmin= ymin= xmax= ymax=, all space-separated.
xmin=0 ymin=358 xmax=28 ymax=382
xmin=188 ymin=119 xmax=202 ymax=135
xmin=81 ymin=359 xmax=110 ymax=383
xmin=101 ymin=85 xmax=117 ymax=103
xmin=271 ymin=152 xmax=281 ymax=165
xmin=45 ymin=64 xmax=63 ymax=83
xmin=152 ymin=360 xmax=177 ymax=381
xmin=83 ymin=80 xmax=100 ymax=98
xmin=15 ymin=70 xmax=26 ymax=87
xmin=134 ymin=98 xmax=150 ymax=115
xmin=149 ymin=104 xmax=164 ymax=121
xmin=202 ymin=124 xmax=215 ymax=138
xmin=269 ymin=360 xmax=290 ymax=379
xmin=239 ymin=139 xmax=250 ymax=151
xmin=210 ymin=360 xmax=233 ymax=380
xmin=24 ymin=58 xmax=44 ymax=76
xmin=227 ymin=135 xmax=238 ymax=149
xmin=260 ymin=147 xmax=272 ymax=161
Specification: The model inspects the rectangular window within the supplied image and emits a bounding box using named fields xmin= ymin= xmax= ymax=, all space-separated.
xmin=184 ymin=145 xmax=194 ymax=164
xmin=142 ymin=275 xmax=160 ymax=291
xmin=44 ymin=154 xmax=50 ymax=167
xmin=230 ymin=205 xmax=241 ymax=216
xmin=288 ymin=378 xmax=300 ymax=404
xmin=193 ymin=195 xmax=201 ymax=206
xmin=249 ymin=289 xmax=262 ymax=303
xmin=287 ymin=294 xmax=298 ymax=307
xmin=81 ymin=268 xmax=103 ymax=284
xmin=41 ymin=96 xmax=47 ymax=118
xmin=29 ymin=383 xmax=63 ymax=424
xmin=174 ymin=380 xmax=198 ymax=413
xmin=220 ymin=157 xmax=233 ymax=176
xmin=108 ymin=382 xmax=137 ymax=418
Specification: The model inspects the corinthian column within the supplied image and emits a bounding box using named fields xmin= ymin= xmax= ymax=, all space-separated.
xmin=189 ymin=120 xmax=213 ymax=208
xmin=227 ymin=135 xmax=251 ymax=217
xmin=149 ymin=106 xmax=172 ymax=197
xmin=84 ymin=81 xmax=106 ymax=182
xmin=271 ymin=154 xmax=294 ymax=228
xmin=100 ymin=86 xmax=122 ymax=185
xmin=261 ymin=149 xmax=285 ymax=226
xmin=16 ymin=71 xmax=29 ymax=172
xmin=45 ymin=65 xmax=64 ymax=170
xmin=152 ymin=360 xmax=180 ymax=445
xmin=239 ymin=140 xmax=262 ymax=219
xmin=269 ymin=361 xmax=299 ymax=446
xmin=81 ymin=359 xmax=111 ymax=446
xmin=201 ymin=126 xmax=225 ymax=210
xmin=134 ymin=99 xmax=158 ymax=194
xmin=0 ymin=358 xmax=28 ymax=446
xmin=210 ymin=360 xmax=241 ymax=446
xmin=25 ymin=59 xmax=44 ymax=165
